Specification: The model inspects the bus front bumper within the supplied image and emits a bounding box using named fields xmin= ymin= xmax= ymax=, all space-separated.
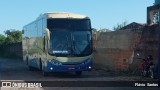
xmin=43 ymin=60 xmax=92 ymax=72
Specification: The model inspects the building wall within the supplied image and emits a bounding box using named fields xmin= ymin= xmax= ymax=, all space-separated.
xmin=147 ymin=5 xmax=160 ymax=25
xmin=93 ymin=30 xmax=141 ymax=71
xmin=155 ymin=0 xmax=160 ymax=5
xmin=93 ymin=24 xmax=158 ymax=71
xmin=6 ymin=42 xmax=23 ymax=58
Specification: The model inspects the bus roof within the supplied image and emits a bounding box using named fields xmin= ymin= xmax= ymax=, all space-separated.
xmin=38 ymin=12 xmax=90 ymax=19
xmin=24 ymin=12 xmax=90 ymax=28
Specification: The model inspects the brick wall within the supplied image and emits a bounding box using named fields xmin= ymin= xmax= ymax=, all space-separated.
xmin=93 ymin=30 xmax=136 ymax=71
xmin=93 ymin=24 xmax=158 ymax=71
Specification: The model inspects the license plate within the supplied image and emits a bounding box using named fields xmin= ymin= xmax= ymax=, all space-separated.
xmin=68 ymin=67 xmax=75 ymax=70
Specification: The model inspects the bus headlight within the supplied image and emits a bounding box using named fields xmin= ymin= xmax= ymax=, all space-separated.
xmin=50 ymin=59 xmax=62 ymax=65
xmin=50 ymin=67 xmax=53 ymax=70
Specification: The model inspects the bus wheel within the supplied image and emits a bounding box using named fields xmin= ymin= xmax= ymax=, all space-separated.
xmin=75 ymin=71 xmax=82 ymax=76
xmin=41 ymin=63 xmax=48 ymax=76
xmin=28 ymin=66 xmax=34 ymax=71
xmin=42 ymin=71 xmax=48 ymax=76
xmin=39 ymin=59 xmax=42 ymax=71
xmin=26 ymin=56 xmax=28 ymax=65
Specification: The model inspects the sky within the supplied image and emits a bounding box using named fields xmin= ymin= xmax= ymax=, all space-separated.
xmin=0 ymin=0 xmax=154 ymax=34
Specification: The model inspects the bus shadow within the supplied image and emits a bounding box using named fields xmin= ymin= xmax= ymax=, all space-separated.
xmin=26 ymin=67 xmax=93 ymax=78
xmin=46 ymin=72 xmax=92 ymax=78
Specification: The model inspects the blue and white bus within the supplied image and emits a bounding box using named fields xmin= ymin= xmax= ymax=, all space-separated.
xmin=22 ymin=12 xmax=93 ymax=76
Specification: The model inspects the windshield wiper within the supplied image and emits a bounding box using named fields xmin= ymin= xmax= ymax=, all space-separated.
xmin=71 ymin=32 xmax=82 ymax=55
xmin=60 ymin=35 xmax=70 ymax=54
xmin=72 ymin=41 xmax=81 ymax=54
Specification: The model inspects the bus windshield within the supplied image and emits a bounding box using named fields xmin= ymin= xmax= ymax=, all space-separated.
xmin=49 ymin=30 xmax=92 ymax=57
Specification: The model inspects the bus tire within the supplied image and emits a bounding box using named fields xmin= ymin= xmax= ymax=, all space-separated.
xmin=75 ymin=71 xmax=82 ymax=76
xmin=28 ymin=66 xmax=34 ymax=71
xmin=41 ymin=62 xmax=48 ymax=76
xmin=26 ymin=56 xmax=28 ymax=65
xmin=42 ymin=71 xmax=48 ymax=76
xmin=39 ymin=59 xmax=42 ymax=70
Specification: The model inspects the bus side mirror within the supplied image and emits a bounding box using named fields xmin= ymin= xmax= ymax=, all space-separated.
xmin=45 ymin=28 xmax=50 ymax=40
xmin=22 ymin=30 xmax=24 ymax=34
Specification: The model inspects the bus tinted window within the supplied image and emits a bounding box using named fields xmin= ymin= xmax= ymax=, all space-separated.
xmin=47 ymin=19 xmax=91 ymax=30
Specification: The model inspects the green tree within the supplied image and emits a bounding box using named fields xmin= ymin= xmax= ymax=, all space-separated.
xmin=113 ymin=20 xmax=128 ymax=31
xmin=4 ymin=29 xmax=22 ymax=44
xmin=0 ymin=34 xmax=6 ymax=56
xmin=0 ymin=34 xmax=6 ymax=45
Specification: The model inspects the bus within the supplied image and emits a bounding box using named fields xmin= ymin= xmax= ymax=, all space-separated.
xmin=22 ymin=12 xmax=93 ymax=76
